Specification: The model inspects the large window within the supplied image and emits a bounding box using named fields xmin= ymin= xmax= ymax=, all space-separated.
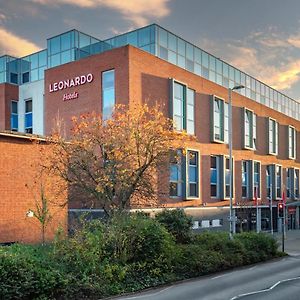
xmin=253 ymin=161 xmax=261 ymax=199
xmin=276 ymin=165 xmax=282 ymax=199
xmin=268 ymin=118 xmax=278 ymax=155
xmin=288 ymin=126 xmax=296 ymax=159
xmin=171 ymin=80 xmax=195 ymax=135
xmin=242 ymin=161 xmax=249 ymax=198
xmin=169 ymin=150 xmax=182 ymax=197
xmin=266 ymin=164 xmax=281 ymax=199
xmin=210 ymin=156 xmax=219 ymax=198
xmin=187 ymin=150 xmax=199 ymax=197
xmin=25 ymin=99 xmax=32 ymax=134
xmin=169 ymin=149 xmax=200 ymax=198
xmin=243 ymin=108 xmax=257 ymax=150
xmin=210 ymin=155 xmax=234 ymax=199
xmin=242 ymin=160 xmax=260 ymax=199
xmin=287 ymin=168 xmax=300 ymax=200
xmin=102 ymin=69 xmax=115 ymax=120
xmin=211 ymin=96 xmax=229 ymax=143
xmin=10 ymin=101 xmax=18 ymax=131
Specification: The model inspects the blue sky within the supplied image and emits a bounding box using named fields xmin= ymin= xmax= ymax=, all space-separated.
xmin=1 ymin=0 xmax=300 ymax=100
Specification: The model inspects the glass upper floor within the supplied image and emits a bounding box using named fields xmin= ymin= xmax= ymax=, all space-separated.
xmin=0 ymin=24 xmax=299 ymax=120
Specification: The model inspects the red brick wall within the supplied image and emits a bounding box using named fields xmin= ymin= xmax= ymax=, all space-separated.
xmin=43 ymin=45 xmax=300 ymax=210
xmin=0 ymin=134 xmax=67 ymax=244
xmin=45 ymin=47 xmax=130 ymax=136
xmin=0 ymin=83 xmax=18 ymax=131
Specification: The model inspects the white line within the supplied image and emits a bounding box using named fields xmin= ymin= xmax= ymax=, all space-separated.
xmin=248 ymin=266 xmax=256 ymax=270
xmin=211 ymin=274 xmax=228 ymax=280
xmin=230 ymin=276 xmax=300 ymax=299
xmin=120 ymin=286 xmax=173 ymax=299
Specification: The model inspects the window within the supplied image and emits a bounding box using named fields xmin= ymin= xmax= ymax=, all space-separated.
xmin=102 ymin=69 xmax=115 ymax=120
xmin=288 ymin=126 xmax=296 ymax=159
xmin=276 ymin=165 xmax=282 ymax=199
xmin=266 ymin=165 xmax=273 ymax=199
xmin=170 ymin=149 xmax=200 ymax=199
xmin=286 ymin=168 xmax=300 ymax=200
xmin=225 ymin=157 xmax=231 ymax=198
xmin=210 ymin=155 xmax=234 ymax=199
xmin=22 ymin=72 xmax=29 ymax=84
xmin=171 ymin=80 xmax=195 ymax=135
xmin=253 ymin=161 xmax=261 ymax=199
xmin=267 ymin=165 xmax=281 ymax=199
xmin=268 ymin=118 xmax=278 ymax=155
xmin=287 ymin=168 xmax=292 ymax=199
xmin=210 ymin=156 xmax=218 ymax=197
xmin=169 ymin=150 xmax=182 ymax=197
xmin=295 ymin=169 xmax=299 ymax=199
xmin=25 ymin=99 xmax=32 ymax=133
xmin=211 ymin=96 xmax=229 ymax=143
xmin=187 ymin=150 xmax=199 ymax=197
xmin=10 ymin=101 xmax=18 ymax=131
xmin=243 ymin=108 xmax=257 ymax=149
xmin=242 ymin=161 xmax=249 ymax=198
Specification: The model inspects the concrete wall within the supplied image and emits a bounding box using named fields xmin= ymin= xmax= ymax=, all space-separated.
xmin=19 ymin=80 xmax=44 ymax=135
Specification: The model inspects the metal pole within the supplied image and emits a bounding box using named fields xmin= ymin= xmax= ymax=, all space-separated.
xmin=256 ymin=186 xmax=259 ymax=233
xmin=270 ymin=184 xmax=273 ymax=235
xmin=282 ymin=215 xmax=285 ymax=252
xmin=229 ymin=88 xmax=233 ymax=239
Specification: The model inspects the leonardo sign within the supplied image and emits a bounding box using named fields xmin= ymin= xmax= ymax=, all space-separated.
xmin=49 ymin=73 xmax=94 ymax=93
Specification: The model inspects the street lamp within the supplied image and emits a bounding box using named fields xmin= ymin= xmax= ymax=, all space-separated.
xmin=229 ymin=85 xmax=245 ymax=239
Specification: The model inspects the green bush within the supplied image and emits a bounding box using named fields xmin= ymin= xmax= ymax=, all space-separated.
xmin=235 ymin=232 xmax=278 ymax=263
xmin=155 ymin=209 xmax=193 ymax=243
xmin=175 ymin=244 xmax=226 ymax=278
xmin=0 ymin=247 xmax=67 ymax=300
xmin=0 ymin=218 xmax=280 ymax=299
xmin=192 ymin=232 xmax=247 ymax=267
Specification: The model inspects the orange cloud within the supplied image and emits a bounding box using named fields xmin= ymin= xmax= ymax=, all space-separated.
xmin=0 ymin=27 xmax=41 ymax=57
xmin=30 ymin=0 xmax=170 ymax=26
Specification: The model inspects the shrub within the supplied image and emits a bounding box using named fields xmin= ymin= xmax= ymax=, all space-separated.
xmin=0 ymin=247 xmax=67 ymax=299
xmin=235 ymin=232 xmax=278 ymax=263
xmin=155 ymin=209 xmax=193 ymax=243
xmin=175 ymin=244 xmax=226 ymax=278
xmin=192 ymin=232 xmax=247 ymax=267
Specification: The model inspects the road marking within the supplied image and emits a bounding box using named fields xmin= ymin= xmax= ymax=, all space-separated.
xmin=119 ymin=286 xmax=173 ymax=299
xmin=230 ymin=276 xmax=300 ymax=299
xmin=248 ymin=266 xmax=256 ymax=270
xmin=211 ymin=274 xmax=228 ymax=280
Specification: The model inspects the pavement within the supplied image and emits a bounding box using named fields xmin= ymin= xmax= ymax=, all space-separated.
xmin=274 ymin=229 xmax=300 ymax=255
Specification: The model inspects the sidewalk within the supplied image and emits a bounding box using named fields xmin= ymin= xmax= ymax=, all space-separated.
xmin=274 ymin=229 xmax=300 ymax=256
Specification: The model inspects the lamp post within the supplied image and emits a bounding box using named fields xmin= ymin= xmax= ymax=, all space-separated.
xmin=229 ymin=85 xmax=245 ymax=239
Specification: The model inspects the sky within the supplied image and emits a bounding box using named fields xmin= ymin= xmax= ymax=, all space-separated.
xmin=1 ymin=0 xmax=300 ymax=100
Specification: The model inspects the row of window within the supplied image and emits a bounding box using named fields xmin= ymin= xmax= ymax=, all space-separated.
xmin=170 ymin=80 xmax=298 ymax=159
xmin=170 ymin=152 xmax=300 ymax=201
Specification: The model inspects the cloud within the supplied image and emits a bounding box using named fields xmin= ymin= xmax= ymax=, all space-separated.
xmin=29 ymin=0 xmax=171 ymax=26
xmin=199 ymin=27 xmax=300 ymax=98
xmin=0 ymin=27 xmax=41 ymax=57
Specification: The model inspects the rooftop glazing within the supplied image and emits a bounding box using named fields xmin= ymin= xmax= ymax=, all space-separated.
xmin=0 ymin=24 xmax=299 ymax=120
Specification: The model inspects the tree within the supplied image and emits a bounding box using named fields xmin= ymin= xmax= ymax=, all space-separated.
xmin=28 ymin=183 xmax=52 ymax=245
xmin=48 ymin=104 xmax=189 ymax=216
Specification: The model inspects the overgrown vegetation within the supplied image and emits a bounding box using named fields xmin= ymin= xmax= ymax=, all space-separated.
xmin=0 ymin=211 xmax=280 ymax=299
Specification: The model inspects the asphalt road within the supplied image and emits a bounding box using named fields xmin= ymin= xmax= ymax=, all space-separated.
xmin=114 ymin=256 xmax=300 ymax=300
xmin=112 ymin=230 xmax=300 ymax=300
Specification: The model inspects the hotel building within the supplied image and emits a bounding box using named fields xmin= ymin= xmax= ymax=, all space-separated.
xmin=1 ymin=24 xmax=300 ymax=234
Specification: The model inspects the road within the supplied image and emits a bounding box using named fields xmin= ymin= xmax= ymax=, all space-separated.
xmin=113 ymin=256 xmax=300 ymax=300
xmin=112 ymin=230 xmax=300 ymax=300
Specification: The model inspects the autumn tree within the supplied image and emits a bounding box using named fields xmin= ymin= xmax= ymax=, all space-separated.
xmin=48 ymin=104 xmax=189 ymax=216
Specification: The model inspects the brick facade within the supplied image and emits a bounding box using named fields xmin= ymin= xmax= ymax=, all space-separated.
xmin=0 ymin=133 xmax=67 ymax=244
